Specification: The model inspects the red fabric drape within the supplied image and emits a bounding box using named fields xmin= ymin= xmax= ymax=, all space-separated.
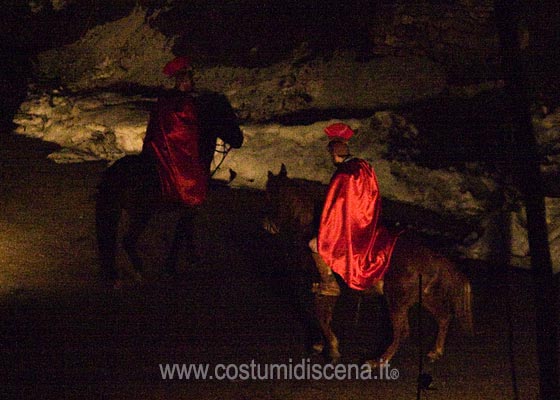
xmin=142 ymin=93 xmax=207 ymax=206
xmin=318 ymin=158 xmax=398 ymax=291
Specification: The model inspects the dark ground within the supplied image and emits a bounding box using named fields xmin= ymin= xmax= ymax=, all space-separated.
xmin=0 ymin=130 xmax=547 ymax=399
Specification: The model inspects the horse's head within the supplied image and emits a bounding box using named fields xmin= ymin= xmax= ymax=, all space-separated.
xmin=265 ymin=163 xmax=288 ymax=200
xmin=196 ymin=92 xmax=244 ymax=175
xmin=263 ymin=164 xmax=320 ymax=240
xmin=204 ymin=92 xmax=244 ymax=149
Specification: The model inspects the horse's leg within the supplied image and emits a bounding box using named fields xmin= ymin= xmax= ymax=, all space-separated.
xmin=96 ymin=170 xmax=124 ymax=282
xmin=313 ymin=294 xmax=341 ymax=363
xmin=422 ymin=294 xmax=452 ymax=362
xmin=369 ymin=306 xmax=409 ymax=367
xmin=366 ymin=283 xmax=415 ymax=368
xmin=164 ymin=208 xmax=197 ymax=275
xmin=308 ymin=251 xmax=341 ymax=361
xmin=96 ymin=193 xmax=120 ymax=281
xmin=122 ymin=207 xmax=154 ymax=277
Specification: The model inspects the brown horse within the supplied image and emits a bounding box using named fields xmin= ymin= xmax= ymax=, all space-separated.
xmin=264 ymin=164 xmax=473 ymax=366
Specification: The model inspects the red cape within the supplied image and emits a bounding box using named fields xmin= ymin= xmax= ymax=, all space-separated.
xmin=318 ymin=158 xmax=398 ymax=291
xmin=142 ymin=92 xmax=207 ymax=206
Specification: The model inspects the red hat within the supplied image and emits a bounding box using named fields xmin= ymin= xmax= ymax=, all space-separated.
xmin=163 ymin=56 xmax=192 ymax=77
xmin=324 ymin=123 xmax=354 ymax=141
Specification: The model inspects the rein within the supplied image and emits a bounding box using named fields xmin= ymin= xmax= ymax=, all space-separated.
xmin=210 ymin=140 xmax=232 ymax=178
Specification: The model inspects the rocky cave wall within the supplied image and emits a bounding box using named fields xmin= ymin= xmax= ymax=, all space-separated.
xmin=10 ymin=1 xmax=560 ymax=271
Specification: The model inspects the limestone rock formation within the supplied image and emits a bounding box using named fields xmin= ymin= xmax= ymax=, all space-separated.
xmin=11 ymin=2 xmax=560 ymax=271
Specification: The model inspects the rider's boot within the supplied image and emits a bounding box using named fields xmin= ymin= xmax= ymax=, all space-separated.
xmin=311 ymin=252 xmax=341 ymax=297
xmin=373 ymin=279 xmax=384 ymax=295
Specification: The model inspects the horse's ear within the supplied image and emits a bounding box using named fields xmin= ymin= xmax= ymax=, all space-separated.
xmin=268 ymin=170 xmax=273 ymax=179
xmin=280 ymin=163 xmax=287 ymax=178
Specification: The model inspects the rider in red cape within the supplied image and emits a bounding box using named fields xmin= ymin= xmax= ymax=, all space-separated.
xmin=138 ymin=55 xmax=242 ymax=274
xmin=316 ymin=123 xmax=399 ymax=292
xmin=142 ymin=56 xmax=207 ymax=205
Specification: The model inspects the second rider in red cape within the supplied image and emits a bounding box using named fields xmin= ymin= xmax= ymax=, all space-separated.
xmin=310 ymin=123 xmax=399 ymax=296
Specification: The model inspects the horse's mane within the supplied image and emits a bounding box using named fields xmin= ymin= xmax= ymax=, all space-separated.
xmin=280 ymin=177 xmax=327 ymax=201
xmin=194 ymin=91 xmax=243 ymax=172
xmin=267 ymin=172 xmax=328 ymax=238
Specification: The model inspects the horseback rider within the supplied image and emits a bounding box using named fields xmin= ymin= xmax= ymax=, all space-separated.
xmin=309 ymin=123 xmax=398 ymax=296
xmin=140 ymin=56 xmax=243 ymax=272
xmin=142 ymin=56 xmax=208 ymax=206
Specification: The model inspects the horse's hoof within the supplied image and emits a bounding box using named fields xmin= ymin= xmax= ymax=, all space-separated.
xmin=329 ymin=356 xmax=341 ymax=365
xmin=161 ymin=267 xmax=177 ymax=279
xmin=163 ymin=265 xmax=194 ymax=283
xmin=99 ymin=269 xmax=118 ymax=282
xmin=328 ymin=350 xmax=341 ymax=365
xmin=111 ymin=275 xmax=143 ymax=290
xmin=131 ymin=271 xmax=143 ymax=282
xmin=311 ymin=342 xmax=324 ymax=355
xmin=427 ymin=350 xmax=443 ymax=362
xmin=365 ymin=359 xmax=380 ymax=369
xmin=112 ymin=279 xmax=124 ymax=290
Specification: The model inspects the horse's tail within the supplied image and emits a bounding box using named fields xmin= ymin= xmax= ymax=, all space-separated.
xmin=450 ymin=270 xmax=474 ymax=335
xmin=95 ymin=161 xmax=123 ymax=281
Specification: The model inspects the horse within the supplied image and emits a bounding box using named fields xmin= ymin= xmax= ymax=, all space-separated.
xmin=95 ymin=91 xmax=243 ymax=284
xmin=263 ymin=164 xmax=474 ymax=366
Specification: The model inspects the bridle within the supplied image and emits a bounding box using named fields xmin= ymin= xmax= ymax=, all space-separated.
xmin=210 ymin=139 xmax=232 ymax=177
